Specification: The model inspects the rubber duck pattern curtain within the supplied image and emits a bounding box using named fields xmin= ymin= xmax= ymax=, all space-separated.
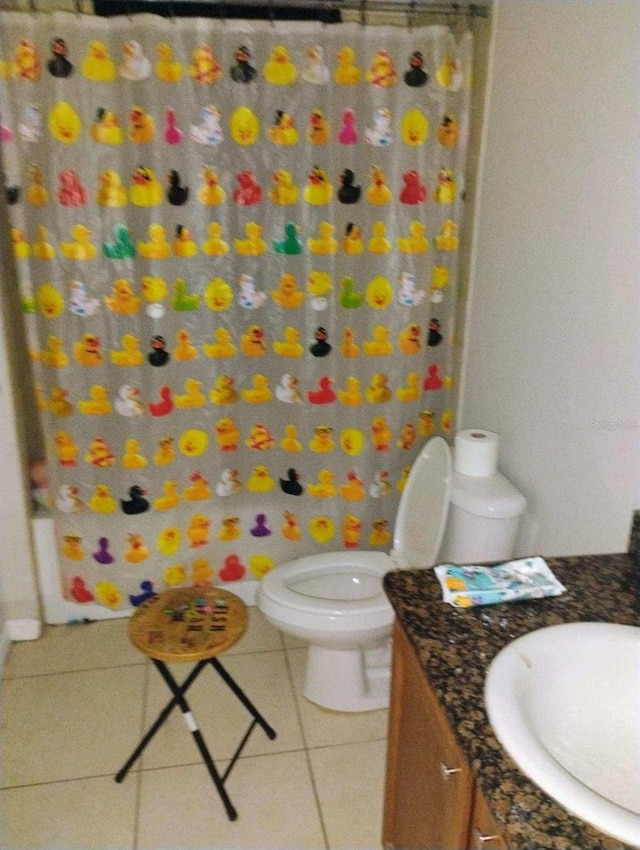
xmin=0 ymin=10 xmax=472 ymax=613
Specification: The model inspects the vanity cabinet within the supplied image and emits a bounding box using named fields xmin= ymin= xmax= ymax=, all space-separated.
xmin=383 ymin=621 xmax=506 ymax=850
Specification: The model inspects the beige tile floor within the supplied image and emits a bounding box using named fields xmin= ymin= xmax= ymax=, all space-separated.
xmin=1 ymin=607 xmax=388 ymax=850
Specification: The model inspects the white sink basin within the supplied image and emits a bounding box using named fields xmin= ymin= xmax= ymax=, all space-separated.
xmin=485 ymin=621 xmax=640 ymax=847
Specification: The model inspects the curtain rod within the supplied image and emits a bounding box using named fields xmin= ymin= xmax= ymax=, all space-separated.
xmin=83 ymin=1 xmax=490 ymax=19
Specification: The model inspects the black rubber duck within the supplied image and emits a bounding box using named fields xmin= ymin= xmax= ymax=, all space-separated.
xmin=5 ymin=186 xmax=20 ymax=205
xmin=166 ymin=170 xmax=189 ymax=206
xmin=427 ymin=318 xmax=443 ymax=347
xmin=310 ymin=327 xmax=332 ymax=357
xmin=230 ymin=45 xmax=257 ymax=83
xmin=48 ymin=37 xmax=74 ymax=78
xmin=121 ymin=485 xmax=150 ymax=516
xmin=148 ymin=335 xmax=170 ymax=367
xmin=404 ymin=51 xmax=428 ymax=87
xmin=338 ymin=169 xmax=361 ymax=204
xmin=280 ymin=468 xmax=303 ymax=496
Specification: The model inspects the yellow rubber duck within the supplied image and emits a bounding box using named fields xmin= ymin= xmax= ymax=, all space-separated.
xmin=172 ymin=225 xmax=198 ymax=257
xmin=81 ymin=41 xmax=116 ymax=82
xmin=271 ymin=273 xmax=304 ymax=308
xmin=125 ymin=533 xmax=150 ymax=563
xmin=183 ymin=471 xmax=211 ymax=501
xmin=32 ymin=225 xmax=56 ymax=260
xmin=203 ymin=328 xmax=236 ymax=358
xmin=369 ymin=519 xmax=391 ymax=547
xmin=202 ymin=223 xmax=229 ymax=256
xmin=97 ymin=169 xmax=127 ymax=207
xmin=308 ymin=425 xmax=335 ymax=453
xmin=219 ymin=516 xmax=241 ymax=542
xmin=366 ymin=49 xmax=397 ymax=88
xmin=304 ymin=166 xmax=332 ymax=205
xmin=366 ymin=166 xmax=392 ymax=205
xmin=62 ymin=534 xmax=85 ymax=561
xmin=306 ymin=270 xmax=332 ymax=306
xmin=154 ymin=436 xmax=176 ymax=466
xmin=60 ymin=225 xmax=96 ymax=260
xmin=203 ymin=278 xmax=233 ymax=312
xmin=435 ymin=168 xmax=457 ymax=204
xmin=91 ymin=108 xmax=123 ymax=145
xmin=198 ymin=165 xmax=226 ymax=206
xmin=245 ymin=423 xmax=275 ymax=451
xmin=121 ymin=439 xmax=147 ymax=469
xmin=173 ymin=329 xmax=198 ymax=361
xmin=398 ymin=323 xmax=422 ymax=355
xmin=273 ymin=327 xmax=303 ymax=357
xmin=53 ymin=430 xmax=78 ymax=466
xmin=366 ymin=275 xmax=394 ymax=310
xmin=435 ymin=219 xmax=459 ymax=251
xmin=154 ymin=481 xmax=181 ymax=511
xmin=240 ymin=325 xmax=266 ymax=357
xmin=234 ymin=222 xmax=267 ymax=256
xmin=363 ymin=326 xmax=393 ymax=356
xmin=419 ymin=410 xmax=437 ymax=438
xmin=127 ymin=106 xmax=155 ymax=143
xmin=398 ymin=423 xmax=418 ymax=450
xmin=40 ymin=336 xmax=68 ymax=368
xmin=192 ymin=557 xmax=214 ymax=585
xmin=77 ymin=384 xmax=112 ymax=415
xmin=342 ymin=223 xmax=364 ymax=255
xmin=432 ymin=266 xmax=450 ymax=291
xmin=396 ymin=372 xmax=420 ymax=402
xmin=263 ymin=45 xmax=297 ymax=85
xmin=210 ymin=375 xmax=238 ymax=405
xmin=268 ymin=110 xmax=299 ymax=145
xmin=73 ymin=333 xmax=103 ymax=367
xmin=110 ymin=334 xmax=144 ymax=366
xmin=214 ymin=417 xmax=240 ymax=452
xmin=49 ymin=386 xmax=74 ymax=417
xmin=367 ymin=221 xmax=391 ymax=254
xmin=163 ymin=563 xmax=185 ymax=585
xmin=282 ymin=511 xmax=302 ymax=542
xmin=334 ymin=46 xmax=361 ymax=85
xmin=307 ymin=470 xmax=337 ymax=498
xmin=190 ymin=43 xmax=222 ymax=85
xmin=247 ymin=465 xmax=275 ymax=493
xmin=155 ymin=43 xmax=183 ymax=82
xmin=241 ymin=374 xmax=272 ymax=404
xmin=11 ymin=228 xmax=30 ymax=259
xmin=138 ymin=224 xmax=171 ymax=259
xmin=157 ymin=527 xmax=181 ymax=556
xmin=340 ymin=471 xmax=365 ymax=501
xmin=307 ymin=108 xmax=330 ymax=145
xmin=398 ymin=221 xmax=429 ymax=254
xmin=401 ymin=108 xmax=429 ymax=146
xmin=129 ymin=166 xmax=163 ymax=206
xmin=371 ymin=416 xmax=392 ymax=451
xmin=269 ymin=169 xmax=298 ymax=205
xmin=280 ymin=424 xmax=303 ymax=453
xmin=437 ymin=113 xmax=459 ymax=148
xmin=104 ymin=279 xmax=141 ymax=315
xmin=337 ymin=376 xmax=363 ymax=406
xmin=88 ymin=484 xmax=117 ymax=513
xmin=339 ymin=327 xmax=360 ymax=358
xmin=142 ymin=276 xmax=168 ymax=304
xmin=308 ymin=221 xmax=338 ymax=255
xmin=175 ymin=378 xmax=206 ymax=409
xmin=26 ymin=165 xmax=48 ymax=205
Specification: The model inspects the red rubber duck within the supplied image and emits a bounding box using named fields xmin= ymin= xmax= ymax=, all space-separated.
xmin=399 ymin=170 xmax=427 ymax=205
xmin=148 ymin=385 xmax=174 ymax=416
xmin=70 ymin=576 xmax=94 ymax=603
xmin=57 ymin=170 xmax=88 ymax=206
xmin=307 ymin=376 xmax=336 ymax=405
xmin=219 ymin=555 xmax=246 ymax=582
xmin=233 ymin=170 xmax=262 ymax=205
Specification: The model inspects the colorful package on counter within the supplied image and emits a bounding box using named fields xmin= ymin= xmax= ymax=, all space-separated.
xmin=434 ymin=557 xmax=567 ymax=608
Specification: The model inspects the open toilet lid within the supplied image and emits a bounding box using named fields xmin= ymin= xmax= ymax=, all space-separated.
xmin=393 ymin=436 xmax=452 ymax=568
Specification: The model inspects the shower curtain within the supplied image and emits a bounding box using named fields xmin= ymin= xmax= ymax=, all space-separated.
xmin=0 ymin=8 xmax=472 ymax=613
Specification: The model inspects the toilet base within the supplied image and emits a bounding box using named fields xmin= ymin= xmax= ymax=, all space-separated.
xmin=303 ymin=642 xmax=391 ymax=712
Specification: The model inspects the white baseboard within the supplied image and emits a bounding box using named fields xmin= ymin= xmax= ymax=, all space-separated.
xmin=7 ymin=618 xmax=42 ymax=642
xmin=0 ymin=624 xmax=11 ymax=676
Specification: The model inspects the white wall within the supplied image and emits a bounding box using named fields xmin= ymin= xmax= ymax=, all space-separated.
xmin=460 ymin=0 xmax=639 ymax=556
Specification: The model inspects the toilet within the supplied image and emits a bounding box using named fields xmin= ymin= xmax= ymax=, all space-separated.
xmin=258 ymin=436 xmax=526 ymax=712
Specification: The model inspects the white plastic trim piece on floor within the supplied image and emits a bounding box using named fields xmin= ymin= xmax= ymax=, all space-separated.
xmin=6 ymin=618 xmax=42 ymax=642
xmin=0 ymin=625 xmax=11 ymax=675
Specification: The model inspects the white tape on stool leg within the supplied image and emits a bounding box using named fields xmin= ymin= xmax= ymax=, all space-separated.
xmin=182 ymin=711 xmax=199 ymax=732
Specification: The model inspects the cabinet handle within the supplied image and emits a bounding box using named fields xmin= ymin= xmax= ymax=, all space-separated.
xmin=439 ymin=762 xmax=462 ymax=780
xmin=474 ymin=832 xmax=500 ymax=847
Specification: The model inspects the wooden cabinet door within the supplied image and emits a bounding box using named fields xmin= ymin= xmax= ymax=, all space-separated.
xmin=468 ymin=784 xmax=508 ymax=850
xmin=383 ymin=622 xmax=473 ymax=850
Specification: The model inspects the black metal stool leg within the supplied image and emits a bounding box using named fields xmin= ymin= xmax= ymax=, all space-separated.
xmin=115 ymin=660 xmax=207 ymax=784
xmin=152 ymin=659 xmax=238 ymax=822
xmin=209 ymin=658 xmax=277 ymax=740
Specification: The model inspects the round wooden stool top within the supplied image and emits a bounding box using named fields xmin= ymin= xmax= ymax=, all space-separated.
xmin=127 ymin=587 xmax=247 ymax=663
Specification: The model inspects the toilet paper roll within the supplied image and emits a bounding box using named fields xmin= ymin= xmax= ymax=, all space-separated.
xmin=454 ymin=429 xmax=499 ymax=477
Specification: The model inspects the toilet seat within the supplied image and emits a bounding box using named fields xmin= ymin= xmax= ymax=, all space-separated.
xmin=260 ymin=551 xmax=393 ymax=616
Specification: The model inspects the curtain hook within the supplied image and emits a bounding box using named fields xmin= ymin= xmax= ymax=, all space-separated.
xmin=217 ymin=1 xmax=226 ymax=25
xmin=408 ymin=0 xmax=417 ymax=32
xmin=268 ymin=0 xmax=276 ymax=28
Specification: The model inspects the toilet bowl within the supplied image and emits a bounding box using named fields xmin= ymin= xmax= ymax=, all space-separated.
xmin=259 ymin=436 xmax=452 ymax=712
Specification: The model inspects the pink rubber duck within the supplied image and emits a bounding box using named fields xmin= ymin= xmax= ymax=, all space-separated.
xmin=164 ymin=107 xmax=183 ymax=144
xmin=338 ymin=108 xmax=357 ymax=145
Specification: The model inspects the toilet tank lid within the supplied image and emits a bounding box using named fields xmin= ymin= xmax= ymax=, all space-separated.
xmin=450 ymin=470 xmax=527 ymax=519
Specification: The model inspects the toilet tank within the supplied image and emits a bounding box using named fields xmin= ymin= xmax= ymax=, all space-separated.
xmin=438 ymin=470 xmax=527 ymax=564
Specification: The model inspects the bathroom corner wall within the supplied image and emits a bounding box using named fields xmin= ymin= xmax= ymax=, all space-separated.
xmin=459 ymin=0 xmax=640 ymax=557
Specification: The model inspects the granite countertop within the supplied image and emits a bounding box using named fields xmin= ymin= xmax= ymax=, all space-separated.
xmin=383 ymin=552 xmax=639 ymax=850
